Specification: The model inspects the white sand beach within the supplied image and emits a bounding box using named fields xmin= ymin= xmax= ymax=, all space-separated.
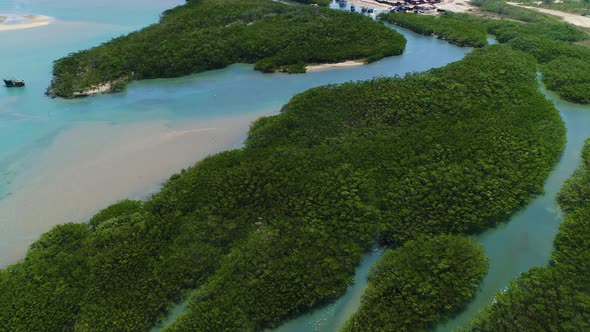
xmin=306 ymin=60 xmax=364 ymax=72
xmin=0 ymin=111 xmax=272 ymax=267
xmin=0 ymin=14 xmax=54 ymax=32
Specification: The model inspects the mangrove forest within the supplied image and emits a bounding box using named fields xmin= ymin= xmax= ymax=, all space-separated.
xmin=0 ymin=44 xmax=566 ymax=330
xmin=46 ymin=0 xmax=406 ymax=98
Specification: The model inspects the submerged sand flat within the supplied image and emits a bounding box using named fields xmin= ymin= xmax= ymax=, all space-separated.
xmin=0 ymin=14 xmax=54 ymax=31
xmin=0 ymin=112 xmax=270 ymax=267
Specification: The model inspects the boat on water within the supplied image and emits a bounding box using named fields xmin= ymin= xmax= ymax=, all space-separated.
xmin=3 ymin=78 xmax=25 ymax=87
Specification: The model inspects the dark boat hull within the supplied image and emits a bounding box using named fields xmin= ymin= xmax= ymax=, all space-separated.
xmin=3 ymin=79 xmax=25 ymax=87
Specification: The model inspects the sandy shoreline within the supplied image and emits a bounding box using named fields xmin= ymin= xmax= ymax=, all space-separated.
xmin=306 ymin=60 xmax=365 ymax=72
xmin=0 ymin=14 xmax=54 ymax=32
xmin=0 ymin=112 xmax=273 ymax=267
xmin=507 ymin=3 xmax=590 ymax=28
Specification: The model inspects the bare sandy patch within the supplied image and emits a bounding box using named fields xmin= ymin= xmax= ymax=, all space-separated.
xmin=508 ymin=2 xmax=590 ymax=28
xmin=0 ymin=111 xmax=273 ymax=267
xmin=73 ymin=82 xmax=113 ymax=97
xmin=0 ymin=14 xmax=54 ymax=32
xmin=436 ymin=0 xmax=476 ymax=13
xmin=306 ymin=60 xmax=365 ymax=72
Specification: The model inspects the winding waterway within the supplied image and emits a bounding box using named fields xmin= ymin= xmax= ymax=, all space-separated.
xmin=435 ymin=87 xmax=590 ymax=331
xmin=1 ymin=1 xmax=589 ymax=331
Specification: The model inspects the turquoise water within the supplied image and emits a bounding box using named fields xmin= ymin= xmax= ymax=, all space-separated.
xmin=0 ymin=0 xmax=185 ymax=198
xmin=271 ymin=249 xmax=384 ymax=332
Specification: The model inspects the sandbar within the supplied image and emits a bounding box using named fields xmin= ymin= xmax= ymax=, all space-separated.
xmin=306 ymin=60 xmax=364 ymax=72
xmin=0 ymin=14 xmax=54 ymax=32
xmin=0 ymin=111 xmax=272 ymax=267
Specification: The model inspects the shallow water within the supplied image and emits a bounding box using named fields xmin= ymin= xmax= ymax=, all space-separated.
xmin=270 ymin=249 xmax=384 ymax=332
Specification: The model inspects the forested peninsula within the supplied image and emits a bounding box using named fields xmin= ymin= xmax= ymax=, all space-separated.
xmin=466 ymin=141 xmax=590 ymax=331
xmin=343 ymin=235 xmax=488 ymax=331
xmin=380 ymin=12 xmax=488 ymax=48
xmin=46 ymin=0 xmax=406 ymax=98
xmin=381 ymin=0 xmax=590 ymax=104
xmin=0 ymin=43 xmax=565 ymax=330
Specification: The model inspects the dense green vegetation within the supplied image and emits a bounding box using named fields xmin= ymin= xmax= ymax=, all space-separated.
xmin=542 ymin=55 xmax=590 ymax=103
xmin=466 ymin=140 xmax=590 ymax=331
xmin=382 ymin=1 xmax=590 ymax=103
xmin=480 ymin=1 xmax=590 ymax=104
xmin=47 ymin=0 xmax=406 ymax=98
xmin=0 ymin=45 xmax=565 ymax=331
xmin=476 ymin=0 xmax=590 ymax=102
xmin=343 ymin=235 xmax=488 ymax=331
xmin=379 ymin=13 xmax=488 ymax=47
xmin=471 ymin=0 xmax=567 ymax=22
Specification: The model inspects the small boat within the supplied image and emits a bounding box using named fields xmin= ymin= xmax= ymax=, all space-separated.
xmin=3 ymin=78 xmax=25 ymax=88
xmin=350 ymin=5 xmax=356 ymax=11
xmin=368 ymin=8 xmax=374 ymax=13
